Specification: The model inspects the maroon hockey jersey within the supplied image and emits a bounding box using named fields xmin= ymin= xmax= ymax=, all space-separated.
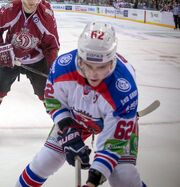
xmin=0 ymin=0 xmax=60 ymax=65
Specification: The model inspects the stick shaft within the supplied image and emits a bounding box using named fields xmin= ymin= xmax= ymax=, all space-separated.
xmin=21 ymin=64 xmax=48 ymax=78
xmin=75 ymin=157 xmax=81 ymax=187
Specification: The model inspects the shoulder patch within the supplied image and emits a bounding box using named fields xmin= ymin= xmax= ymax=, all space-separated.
xmin=0 ymin=2 xmax=13 ymax=11
xmin=115 ymin=78 xmax=131 ymax=92
xmin=58 ymin=54 xmax=73 ymax=66
xmin=45 ymin=8 xmax=53 ymax=17
xmin=33 ymin=15 xmax=40 ymax=23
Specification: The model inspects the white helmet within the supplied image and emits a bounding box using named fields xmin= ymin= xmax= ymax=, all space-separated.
xmin=78 ymin=21 xmax=117 ymax=64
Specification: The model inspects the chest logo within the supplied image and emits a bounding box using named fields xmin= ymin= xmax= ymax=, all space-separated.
xmin=11 ymin=28 xmax=39 ymax=50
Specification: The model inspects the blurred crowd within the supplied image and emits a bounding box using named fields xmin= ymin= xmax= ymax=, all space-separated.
xmin=0 ymin=0 xmax=180 ymax=12
xmin=47 ymin=0 xmax=180 ymax=12
xmin=48 ymin=0 xmax=180 ymax=11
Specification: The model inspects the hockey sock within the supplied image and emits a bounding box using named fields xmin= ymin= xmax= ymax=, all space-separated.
xmin=18 ymin=164 xmax=47 ymax=187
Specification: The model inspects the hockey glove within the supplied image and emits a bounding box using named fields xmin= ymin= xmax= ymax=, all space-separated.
xmin=57 ymin=118 xmax=91 ymax=169
xmin=0 ymin=43 xmax=15 ymax=67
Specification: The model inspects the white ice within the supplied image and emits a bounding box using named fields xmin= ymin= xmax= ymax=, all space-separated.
xmin=0 ymin=12 xmax=180 ymax=187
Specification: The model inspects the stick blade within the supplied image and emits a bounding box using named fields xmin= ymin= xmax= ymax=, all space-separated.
xmin=138 ymin=100 xmax=160 ymax=117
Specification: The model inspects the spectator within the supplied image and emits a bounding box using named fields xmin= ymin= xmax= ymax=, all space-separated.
xmin=172 ymin=2 xmax=180 ymax=29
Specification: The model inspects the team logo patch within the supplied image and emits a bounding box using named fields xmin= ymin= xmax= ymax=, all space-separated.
xmin=115 ymin=78 xmax=131 ymax=92
xmin=11 ymin=28 xmax=39 ymax=50
xmin=33 ymin=16 xmax=39 ymax=23
xmin=58 ymin=54 xmax=72 ymax=66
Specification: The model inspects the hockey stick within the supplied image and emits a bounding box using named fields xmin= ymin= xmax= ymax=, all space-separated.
xmin=20 ymin=64 xmax=48 ymax=78
xmin=137 ymin=100 xmax=160 ymax=117
xmin=75 ymin=157 xmax=81 ymax=187
xmin=14 ymin=60 xmax=48 ymax=78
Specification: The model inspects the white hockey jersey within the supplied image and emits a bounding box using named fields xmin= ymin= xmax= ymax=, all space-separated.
xmin=44 ymin=49 xmax=139 ymax=179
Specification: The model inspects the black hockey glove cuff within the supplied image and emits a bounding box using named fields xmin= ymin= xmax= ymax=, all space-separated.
xmin=86 ymin=168 xmax=106 ymax=186
xmin=57 ymin=117 xmax=74 ymax=134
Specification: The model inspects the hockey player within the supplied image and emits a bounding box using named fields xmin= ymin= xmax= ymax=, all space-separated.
xmin=15 ymin=22 xmax=146 ymax=187
xmin=0 ymin=0 xmax=59 ymax=104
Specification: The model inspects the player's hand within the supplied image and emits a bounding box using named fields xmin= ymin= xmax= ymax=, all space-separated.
xmin=58 ymin=128 xmax=91 ymax=169
xmin=0 ymin=43 xmax=15 ymax=67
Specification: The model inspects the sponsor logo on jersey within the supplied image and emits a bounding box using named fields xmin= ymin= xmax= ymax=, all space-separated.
xmin=58 ymin=54 xmax=72 ymax=66
xmin=104 ymin=139 xmax=128 ymax=155
xmin=115 ymin=78 xmax=131 ymax=92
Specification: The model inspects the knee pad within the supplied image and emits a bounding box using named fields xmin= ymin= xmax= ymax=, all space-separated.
xmin=108 ymin=164 xmax=142 ymax=187
xmin=30 ymin=146 xmax=66 ymax=178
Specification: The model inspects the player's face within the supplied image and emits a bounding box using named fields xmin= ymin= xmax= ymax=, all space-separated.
xmin=22 ymin=0 xmax=41 ymax=13
xmin=79 ymin=59 xmax=114 ymax=87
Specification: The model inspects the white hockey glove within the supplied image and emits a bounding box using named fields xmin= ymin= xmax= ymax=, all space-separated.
xmin=0 ymin=43 xmax=15 ymax=67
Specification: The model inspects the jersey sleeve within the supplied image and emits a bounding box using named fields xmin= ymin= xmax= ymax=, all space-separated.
xmin=39 ymin=3 xmax=60 ymax=66
xmin=0 ymin=3 xmax=14 ymax=43
xmin=44 ymin=50 xmax=78 ymax=124
xmin=44 ymin=62 xmax=71 ymax=124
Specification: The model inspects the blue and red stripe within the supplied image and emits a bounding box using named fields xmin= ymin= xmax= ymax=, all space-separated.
xmin=19 ymin=164 xmax=46 ymax=187
xmin=94 ymin=150 xmax=120 ymax=173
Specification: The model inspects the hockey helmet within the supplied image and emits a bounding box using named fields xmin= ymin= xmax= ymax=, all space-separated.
xmin=78 ymin=21 xmax=117 ymax=64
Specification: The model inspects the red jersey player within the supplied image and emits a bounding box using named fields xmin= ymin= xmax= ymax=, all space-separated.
xmin=0 ymin=0 xmax=60 ymax=103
